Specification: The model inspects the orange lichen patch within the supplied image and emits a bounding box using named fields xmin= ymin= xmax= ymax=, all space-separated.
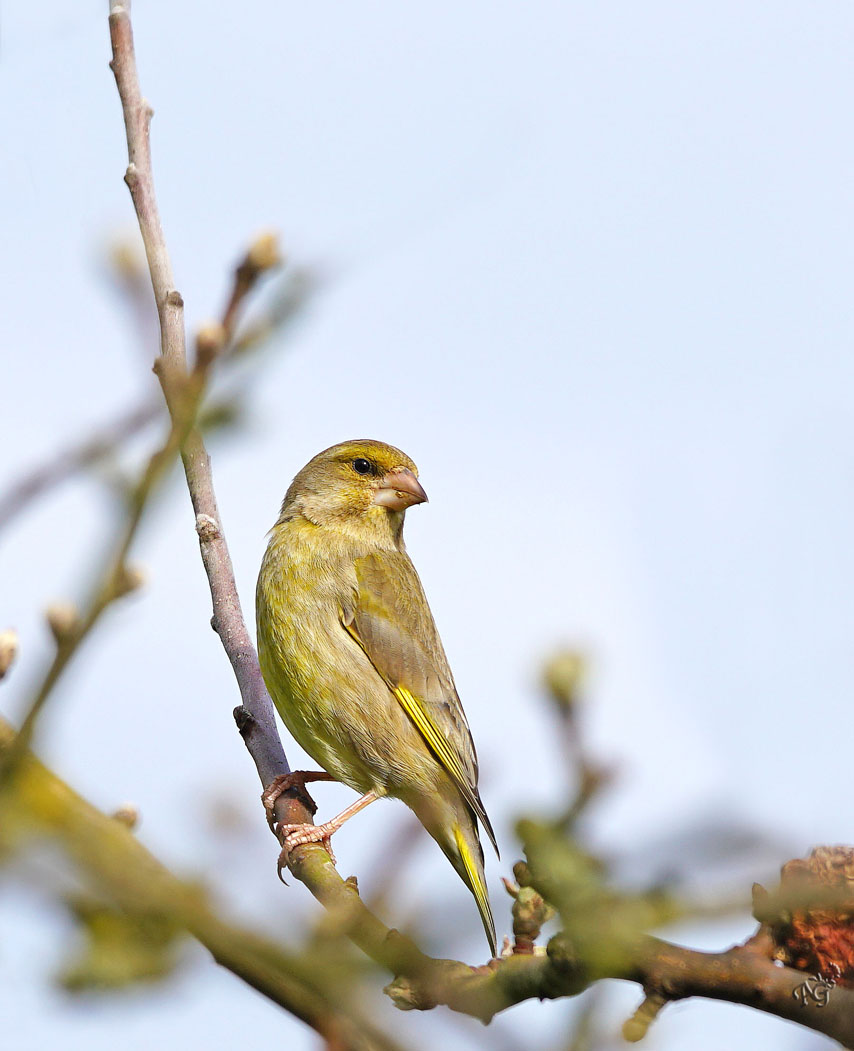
xmin=772 ymin=847 xmax=854 ymax=988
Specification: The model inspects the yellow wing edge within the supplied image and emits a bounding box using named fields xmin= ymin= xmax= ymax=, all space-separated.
xmin=454 ymin=823 xmax=496 ymax=957
xmin=342 ymin=617 xmax=499 ymax=856
xmin=393 ymin=685 xmax=499 ymax=857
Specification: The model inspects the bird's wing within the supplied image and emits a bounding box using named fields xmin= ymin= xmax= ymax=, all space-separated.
xmin=341 ymin=551 xmax=498 ymax=855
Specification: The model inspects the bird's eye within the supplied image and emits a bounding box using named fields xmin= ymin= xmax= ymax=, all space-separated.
xmin=352 ymin=458 xmax=373 ymax=475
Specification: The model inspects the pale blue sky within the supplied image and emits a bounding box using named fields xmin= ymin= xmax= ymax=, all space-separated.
xmin=2 ymin=2 xmax=852 ymax=1048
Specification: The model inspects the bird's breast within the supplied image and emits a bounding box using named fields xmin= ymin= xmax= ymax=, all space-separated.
xmin=256 ymin=522 xmax=433 ymax=795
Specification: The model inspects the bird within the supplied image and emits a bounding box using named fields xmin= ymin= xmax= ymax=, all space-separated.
xmin=256 ymin=439 xmax=498 ymax=955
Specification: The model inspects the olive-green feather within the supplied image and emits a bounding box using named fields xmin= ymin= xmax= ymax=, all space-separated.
xmin=341 ymin=552 xmax=499 ymax=858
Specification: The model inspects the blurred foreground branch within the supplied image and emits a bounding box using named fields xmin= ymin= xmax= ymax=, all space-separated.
xmin=0 ymin=399 xmax=159 ymax=532
xmin=0 ymin=386 xmax=202 ymax=782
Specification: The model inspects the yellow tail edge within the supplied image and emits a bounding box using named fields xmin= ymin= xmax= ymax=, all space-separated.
xmin=453 ymin=823 xmax=496 ymax=957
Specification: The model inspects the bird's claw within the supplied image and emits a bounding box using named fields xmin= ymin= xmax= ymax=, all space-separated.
xmin=278 ymin=822 xmax=338 ymax=865
xmin=276 ymin=845 xmax=290 ymax=885
xmin=262 ymin=773 xmax=293 ymax=832
xmin=262 ymin=770 xmax=334 ymax=831
xmin=277 ymin=823 xmax=336 ymax=882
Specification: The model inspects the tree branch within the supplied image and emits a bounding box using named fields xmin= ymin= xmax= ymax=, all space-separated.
xmin=0 ymin=407 xmax=189 ymax=783
xmin=627 ymin=931 xmax=854 ymax=1046
xmin=0 ymin=398 xmax=160 ymax=532
xmin=0 ymin=719 xmax=406 ymax=1051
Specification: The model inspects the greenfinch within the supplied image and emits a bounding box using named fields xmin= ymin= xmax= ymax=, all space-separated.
xmin=256 ymin=439 xmax=498 ymax=954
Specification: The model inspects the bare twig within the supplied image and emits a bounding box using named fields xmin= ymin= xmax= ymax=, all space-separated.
xmin=0 ymin=398 xmax=161 ymax=532
xmin=542 ymin=651 xmax=613 ymax=826
xmin=0 ymin=395 xmax=195 ymax=783
xmin=219 ymin=232 xmax=282 ymax=343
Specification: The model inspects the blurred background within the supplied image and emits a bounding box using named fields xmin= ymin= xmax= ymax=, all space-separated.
xmin=2 ymin=1 xmax=853 ymax=1047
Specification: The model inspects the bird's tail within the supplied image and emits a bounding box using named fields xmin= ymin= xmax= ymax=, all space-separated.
xmin=450 ymin=817 xmax=496 ymax=957
xmin=420 ymin=804 xmax=493 ymax=957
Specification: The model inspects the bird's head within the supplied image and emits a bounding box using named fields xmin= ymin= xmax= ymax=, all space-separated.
xmin=278 ymin=439 xmax=427 ymax=539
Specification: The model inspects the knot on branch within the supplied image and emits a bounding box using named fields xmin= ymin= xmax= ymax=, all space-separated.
xmin=384 ymin=974 xmax=437 ymax=1012
xmin=545 ymin=931 xmax=580 ymax=975
xmin=383 ymin=956 xmax=475 ymax=1015
xmin=195 ymin=514 xmax=220 ymax=541
xmin=755 ymin=846 xmax=854 ymax=987
xmin=233 ymin=705 xmax=253 ymax=736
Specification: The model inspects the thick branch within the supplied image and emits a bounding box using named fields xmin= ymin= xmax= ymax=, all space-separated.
xmin=630 ymin=932 xmax=854 ymax=1047
xmin=387 ymin=930 xmax=854 ymax=1043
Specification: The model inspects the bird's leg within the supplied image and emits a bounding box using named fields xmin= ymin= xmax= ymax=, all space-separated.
xmin=262 ymin=770 xmax=336 ymax=832
xmin=278 ymin=790 xmax=379 ymax=866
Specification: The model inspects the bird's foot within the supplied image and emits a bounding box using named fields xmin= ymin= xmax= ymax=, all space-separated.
xmin=261 ymin=770 xmax=335 ymax=831
xmin=273 ymin=791 xmax=377 ymax=880
xmin=276 ymin=822 xmax=337 ymax=880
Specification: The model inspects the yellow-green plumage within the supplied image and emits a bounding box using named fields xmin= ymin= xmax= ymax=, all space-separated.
xmin=256 ymin=439 xmax=498 ymax=954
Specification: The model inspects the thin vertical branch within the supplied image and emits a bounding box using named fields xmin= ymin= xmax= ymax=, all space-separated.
xmin=107 ymin=1 xmax=291 ymax=793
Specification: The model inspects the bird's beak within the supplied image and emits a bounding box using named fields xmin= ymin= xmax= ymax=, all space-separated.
xmin=372 ymin=468 xmax=428 ymax=511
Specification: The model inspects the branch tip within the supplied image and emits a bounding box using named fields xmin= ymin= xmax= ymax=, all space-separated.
xmin=622 ymin=992 xmax=667 ymax=1042
xmin=542 ymin=649 xmax=586 ymax=712
xmin=246 ymin=231 xmax=283 ymax=273
xmin=112 ymin=563 xmax=145 ymax=598
xmin=45 ymin=602 xmax=81 ymax=644
xmin=0 ymin=630 xmax=19 ymax=680
xmin=195 ymin=323 xmax=226 ymax=366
